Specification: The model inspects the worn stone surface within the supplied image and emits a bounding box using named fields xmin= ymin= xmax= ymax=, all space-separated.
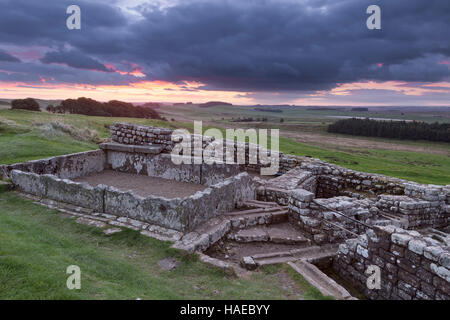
xmin=241 ymin=256 xmax=257 ymax=270
xmin=103 ymin=228 xmax=122 ymax=235
xmin=5 ymin=150 xmax=105 ymax=180
xmin=76 ymin=217 xmax=107 ymax=228
xmin=158 ymin=257 xmax=179 ymax=271
xmin=10 ymin=170 xmax=47 ymax=197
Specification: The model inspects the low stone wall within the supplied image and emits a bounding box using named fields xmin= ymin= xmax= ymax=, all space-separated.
xmin=333 ymin=226 xmax=450 ymax=300
xmin=376 ymin=194 xmax=449 ymax=229
xmin=10 ymin=169 xmax=255 ymax=232
xmin=1 ymin=150 xmax=105 ymax=180
xmin=110 ymin=123 xmax=172 ymax=151
xmin=257 ymin=187 xmax=292 ymax=206
xmin=11 ymin=170 xmax=105 ymax=212
xmin=110 ymin=123 xmax=276 ymax=174
xmin=279 ymin=156 xmax=409 ymax=197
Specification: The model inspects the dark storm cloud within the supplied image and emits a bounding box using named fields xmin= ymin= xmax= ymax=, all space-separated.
xmin=41 ymin=49 xmax=111 ymax=72
xmin=0 ymin=0 xmax=448 ymax=92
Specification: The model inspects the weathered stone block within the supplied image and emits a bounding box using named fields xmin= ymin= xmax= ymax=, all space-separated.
xmin=10 ymin=170 xmax=47 ymax=197
xmin=43 ymin=175 xmax=105 ymax=212
xmin=290 ymin=188 xmax=314 ymax=202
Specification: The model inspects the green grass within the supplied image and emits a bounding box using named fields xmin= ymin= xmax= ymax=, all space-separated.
xmin=278 ymin=137 xmax=450 ymax=185
xmin=0 ymin=109 xmax=188 ymax=164
xmin=0 ymin=190 xmax=324 ymax=299
xmin=284 ymin=265 xmax=334 ymax=300
xmin=0 ymin=128 xmax=96 ymax=165
xmin=260 ymin=264 xmax=333 ymax=300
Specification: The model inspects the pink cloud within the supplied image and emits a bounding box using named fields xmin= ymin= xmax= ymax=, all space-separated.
xmin=105 ymin=62 xmax=146 ymax=77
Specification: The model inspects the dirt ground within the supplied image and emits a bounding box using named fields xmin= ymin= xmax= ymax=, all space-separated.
xmin=281 ymin=131 xmax=450 ymax=156
xmin=74 ymin=170 xmax=206 ymax=198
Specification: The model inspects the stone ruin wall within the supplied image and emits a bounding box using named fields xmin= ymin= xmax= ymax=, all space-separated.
xmin=333 ymin=226 xmax=450 ymax=300
xmin=0 ymin=149 xmax=106 ymax=180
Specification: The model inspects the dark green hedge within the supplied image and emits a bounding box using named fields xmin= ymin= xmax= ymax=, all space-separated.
xmin=327 ymin=118 xmax=450 ymax=142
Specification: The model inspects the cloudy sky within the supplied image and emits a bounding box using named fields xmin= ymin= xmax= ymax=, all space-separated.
xmin=0 ymin=0 xmax=449 ymax=105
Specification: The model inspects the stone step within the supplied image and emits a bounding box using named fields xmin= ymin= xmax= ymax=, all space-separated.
xmin=243 ymin=200 xmax=280 ymax=208
xmin=243 ymin=245 xmax=338 ymax=267
xmin=99 ymin=142 xmax=164 ymax=154
xmin=288 ymin=260 xmax=355 ymax=300
xmin=228 ymin=209 xmax=289 ymax=229
xmin=257 ymin=255 xmax=300 ymax=265
xmin=225 ymin=206 xmax=285 ymax=216
xmin=229 ymin=223 xmax=311 ymax=245
xmin=173 ymin=208 xmax=289 ymax=253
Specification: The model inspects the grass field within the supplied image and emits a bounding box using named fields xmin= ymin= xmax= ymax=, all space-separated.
xmin=161 ymin=104 xmax=450 ymax=124
xmin=0 ymin=187 xmax=328 ymax=300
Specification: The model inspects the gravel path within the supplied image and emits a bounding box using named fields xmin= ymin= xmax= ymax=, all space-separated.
xmin=74 ymin=170 xmax=206 ymax=198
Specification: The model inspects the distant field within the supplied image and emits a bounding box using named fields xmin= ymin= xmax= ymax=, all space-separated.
xmin=160 ymin=104 xmax=450 ymax=124
xmin=0 ymin=109 xmax=449 ymax=185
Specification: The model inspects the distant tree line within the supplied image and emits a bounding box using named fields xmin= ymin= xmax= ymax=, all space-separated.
xmin=46 ymin=97 xmax=162 ymax=119
xmin=11 ymin=98 xmax=41 ymax=111
xmin=327 ymin=118 xmax=450 ymax=142
xmin=198 ymin=101 xmax=232 ymax=108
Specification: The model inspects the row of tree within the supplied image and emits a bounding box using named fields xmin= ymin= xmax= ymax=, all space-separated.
xmin=46 ymin=97 xmax=162 ymax=119
xmin=10 ymin=97 xmax=163 ymax=120
xmin=11 ymin=98 xmax=41 ymax=111
xmin=327 ymin=118 xmax=450 ymax=142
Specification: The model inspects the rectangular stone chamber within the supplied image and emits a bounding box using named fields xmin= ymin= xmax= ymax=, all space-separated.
xmin=8 ymin=145 xmax=256 ymax=232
